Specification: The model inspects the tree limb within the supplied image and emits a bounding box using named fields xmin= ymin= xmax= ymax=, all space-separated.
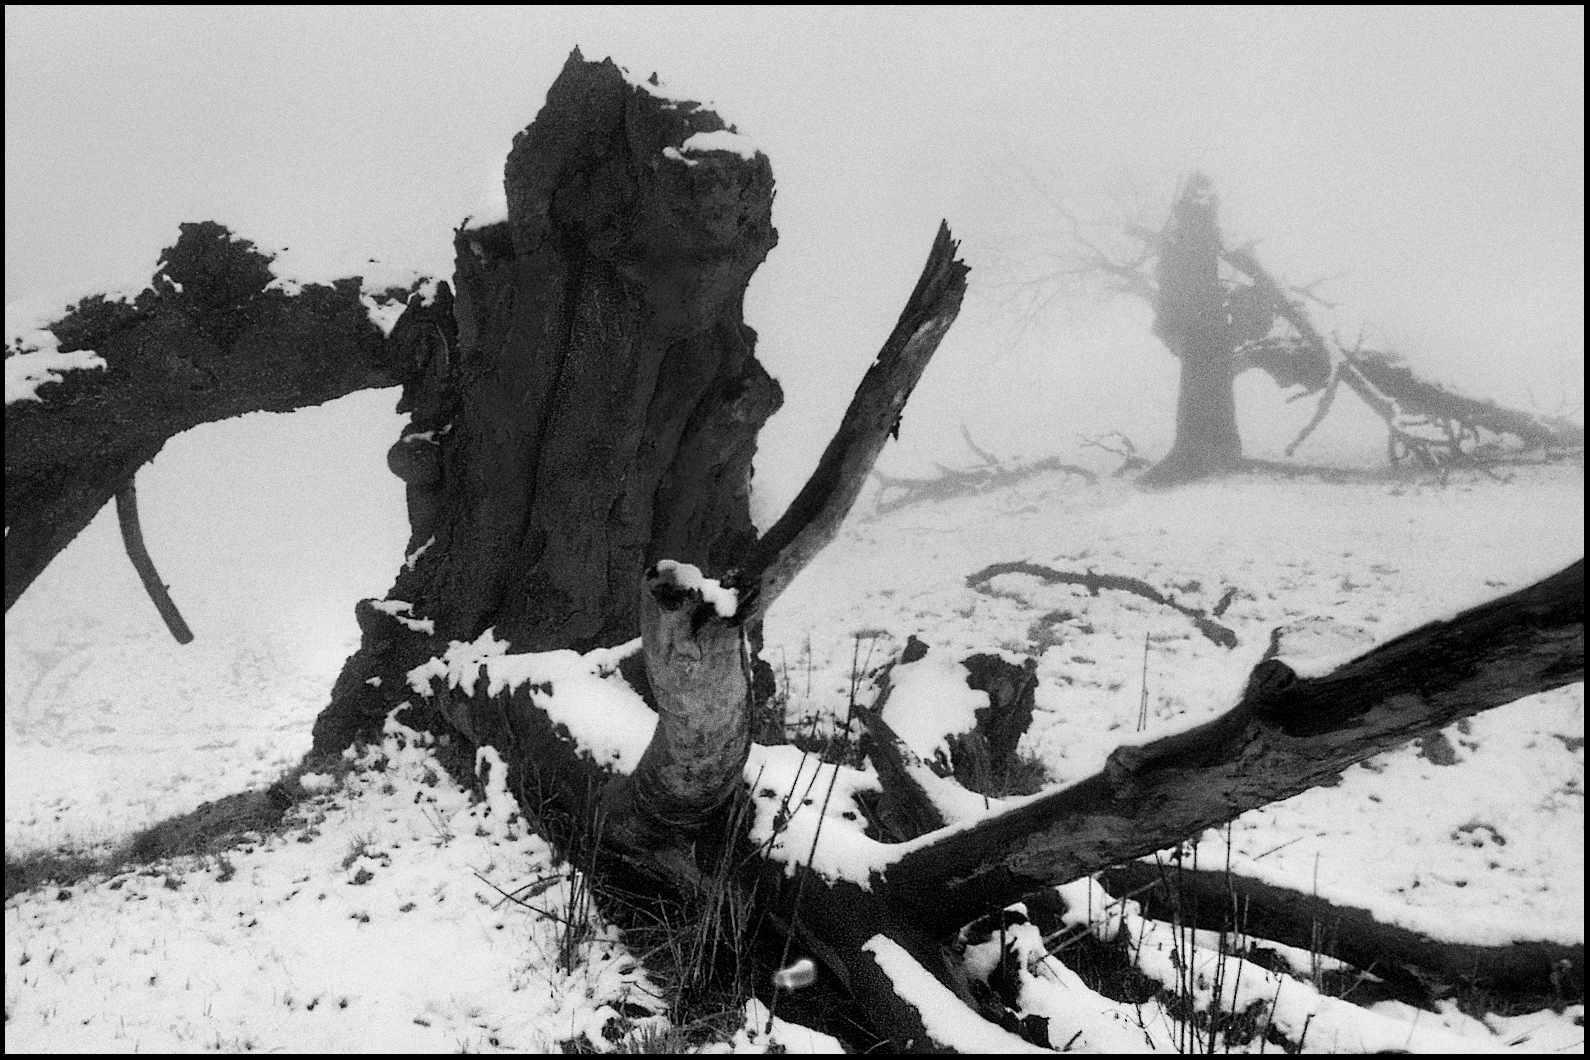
xmin=115 ymin=477 xmax=193 ymax=644
xmin=6 ymin=221 xmax=419 ymax=613
xmin=965 ymin=561 xmax=1237 ymax=648
xmin=736 ymin=223 xmax=968 ymax=622
xmin=885 ymin=560 xmax=1584 ymax=934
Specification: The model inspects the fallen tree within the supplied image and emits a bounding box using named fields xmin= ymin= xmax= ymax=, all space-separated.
xmin=8 ymin=51 xmax=1583 ymax=1051
xmin=1057 ymin=175 xmax=1583 ymax=486
xmin=1098 ymin=861 xmax=1585 ymax=1011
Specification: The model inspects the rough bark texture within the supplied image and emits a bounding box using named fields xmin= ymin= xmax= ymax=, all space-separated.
xmin=1098 ymin=862 xmax=1585 ymax=1008
xmin=5 ymin=221 xmax=409 ymax=612
xmin=310 ymin=51 xmax=783 ymax=755
xmin=1140 ymin=173 xmax=1242 ymax=487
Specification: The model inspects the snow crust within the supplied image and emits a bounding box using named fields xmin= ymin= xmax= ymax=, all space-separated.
xmin=407 ymin=629 xmax=655 ymax=773
xmin=681 ymin=128 xmax=760 ymax=161
xmin=4 ymin=711 xmax=668 ymax=1051
xmin=654 ymin=559 xmax=739 ymax=618
xmin=257 ymin=244 xmax=441 ymax=337
xmin=5 ymin=301 xmax=107 ymax=404
xmin=862 ymin=935 xmax=1050 ymax=1052
xmin=743 ymin=744 xmax=884 ymax=885
xmin=880 ymin=655 xmax=988 ymax=764
xmin=618 ymin=64 xmax=721 ymax=110
xmin=4 ymin=346 xmax=107 ymax=405
xmin=367 ymin=598 xmax=435 ymax=635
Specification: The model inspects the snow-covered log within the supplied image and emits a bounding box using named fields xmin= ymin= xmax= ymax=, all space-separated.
xmin=1098 ymin=861 xmax=1585 ymax=1009
xmin=885 ymin=560 xmax=1583 ymax=934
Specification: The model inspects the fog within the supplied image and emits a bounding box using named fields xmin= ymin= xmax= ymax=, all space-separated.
xmin=6 ymin=7 xmax=1583 ymax=508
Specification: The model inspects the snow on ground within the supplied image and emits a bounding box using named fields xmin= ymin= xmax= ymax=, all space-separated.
xmin=4 ymin=405 xmax=1583 ymax=1051
xmin=5 ymin=713 xmax=670 ymax=1052
xmin=765 ymin=460 xmax=1584 ymax=949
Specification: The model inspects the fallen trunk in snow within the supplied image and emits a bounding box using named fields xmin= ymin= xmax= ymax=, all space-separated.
xmin=884 ymin=560 xmax=1583 ymax=935
xmin=1224 ymin=240 xmax=1583 ymax=467
xmin=1098 ymin=861 xmax=1586 ymax=1010
xmin=394 ymin=557 xmax=1581 ymax=1049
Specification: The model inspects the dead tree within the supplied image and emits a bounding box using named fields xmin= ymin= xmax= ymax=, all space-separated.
xmin=8 ymin=53 xmax=1582 ymax=1050
xmin=1138 ymin=173 xmax=1244 ymax=486
xmin=1050 ymin=174 xmax=1582 ymax=479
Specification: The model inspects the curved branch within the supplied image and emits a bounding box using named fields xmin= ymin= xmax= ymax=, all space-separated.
xmin=115 ymin=478 xmax=193 ymax=644
xmin=966 ymin=561 xmax=1237 ymax=647
xmin=885 ymin=560 xmax=1584 ymax=934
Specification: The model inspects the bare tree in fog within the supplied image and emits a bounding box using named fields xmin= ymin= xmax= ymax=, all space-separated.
xmin=984 ymin=169 xmax=1584 ymax=488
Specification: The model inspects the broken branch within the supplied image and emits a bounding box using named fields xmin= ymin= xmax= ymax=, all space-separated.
xmin=738 ymin=222 xmax=968 ymax=621
xmin=115 ymin=477 xmax=194 ymax=644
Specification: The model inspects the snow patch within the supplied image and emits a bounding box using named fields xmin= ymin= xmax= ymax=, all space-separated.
xmin=406 ymin=629 xmax=656 ymax=773
xmin=863 ymin=935 xmax=1050 ymax=1052
xmin=5 ymin=302 xmax=107 ymax=404
xmin=744 ymin=744 xmax=886 ymax=886
xmin=368 ymin=599 xmax=435 ymax=635
xmin=654 ymin=559 xmax=738 ymax=618
xmin=731 ymin=999 xmax=844 ymax=1053
xmin=881 ymin=656 xmax=988 ymax=764
xmin=404 ymin=535 xmax=435 ymax=572
xmin=681 ymin=128 xmax=760 ymax=161
xmin=4 ymin=346 xmax=107 ymax=404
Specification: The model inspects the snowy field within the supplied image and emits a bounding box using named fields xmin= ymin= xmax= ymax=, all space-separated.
xmin=3 ymin=390 xmax=1583 ymax=1051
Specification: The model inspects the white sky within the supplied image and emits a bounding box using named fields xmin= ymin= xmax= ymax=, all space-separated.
xmin=5 ymin=6 xmax=1584 ymax=504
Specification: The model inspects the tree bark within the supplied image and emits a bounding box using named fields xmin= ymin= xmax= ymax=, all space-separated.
xmin=5 ymin=221 xmax=411 ymax=612
xmin=310 ymin=50 xmax=783 ymax=755
xmin=1140 ymin=173 xmax=1243 ymax=487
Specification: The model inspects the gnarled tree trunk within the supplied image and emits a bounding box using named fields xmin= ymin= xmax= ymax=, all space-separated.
xmin=1140 ymin=172 xmax=1242 ymax=487
xmin=310 ymin=50 xmax=784 ymax=755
